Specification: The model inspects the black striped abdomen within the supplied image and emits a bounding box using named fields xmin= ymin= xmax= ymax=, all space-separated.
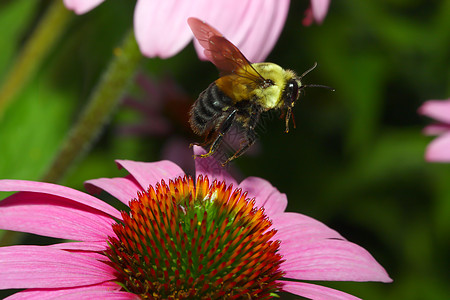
xmin=189 ymin=83 xmax=233 ymax=135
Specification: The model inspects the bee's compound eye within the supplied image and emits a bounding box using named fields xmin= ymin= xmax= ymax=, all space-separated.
xmin=286 ymin=80 xmax=299 ymax=104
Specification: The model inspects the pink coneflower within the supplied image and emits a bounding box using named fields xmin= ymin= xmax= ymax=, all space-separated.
xmin=63 ymin=0 xmax=289 ymax=62
xmin=0 ymin=147 xmax=390 ymax=299
xmin=303 ymin=0 xmax=331 ymax=26
xmin=418 ymin=98 xmax=450 ymax=162
xmin=63 ymin=0 xmax=330 ymax=62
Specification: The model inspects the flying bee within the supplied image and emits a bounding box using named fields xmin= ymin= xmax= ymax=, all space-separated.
xmin=188 ymin=17 xmax=333 ymax=165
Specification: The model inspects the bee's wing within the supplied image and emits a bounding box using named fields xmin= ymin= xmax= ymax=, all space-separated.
xmin=188 ymin=17 xmax=266 ymax=85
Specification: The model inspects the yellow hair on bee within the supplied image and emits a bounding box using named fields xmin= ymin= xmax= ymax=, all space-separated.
xmin=251 ymin=63 xmax=299 ymax=110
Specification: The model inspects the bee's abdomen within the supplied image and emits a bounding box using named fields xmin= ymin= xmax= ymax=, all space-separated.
xmin=189 ymin=83 xmax=232 ymax=135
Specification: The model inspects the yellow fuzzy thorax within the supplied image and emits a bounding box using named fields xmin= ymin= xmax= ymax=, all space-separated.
xmin=215 ymin=63 xmax=299 ymax=110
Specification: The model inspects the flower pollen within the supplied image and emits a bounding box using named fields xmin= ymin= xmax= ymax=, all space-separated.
xmin=106 ymin=175 xmax=285 ymax=299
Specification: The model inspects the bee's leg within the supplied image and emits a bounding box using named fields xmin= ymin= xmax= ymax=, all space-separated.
xmin=221 ymin=129 xmax=257 ymax=166
xmin=189 ymin=130 xmax=215 ymax=148
xmin=221 ymin=109 xmax=259 ymax=165
xmin=197 ymin=109 xmax=237 ymax=158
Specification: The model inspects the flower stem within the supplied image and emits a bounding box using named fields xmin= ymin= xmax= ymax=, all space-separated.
xmin=41 ymin=30 xmax=142 ymax=183
xmin=0 ymin=0 xmax=72 ymax=120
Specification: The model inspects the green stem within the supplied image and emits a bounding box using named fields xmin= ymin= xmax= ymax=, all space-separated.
xmin=0 ymin=0 xmax=72 ymax=119
xmin=41 ymin=30 xmax=142 ymax=183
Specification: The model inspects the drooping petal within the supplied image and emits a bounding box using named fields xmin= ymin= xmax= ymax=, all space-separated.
xmin=115 ymin=160 xmax=185 ymax=191
xmin=281 ymin=281 xmax=361 ymax=300
xmin=0 ymin=180 xmax=121 ymax=219
xmin=311 ymin=0 xmax=331 ymax=24
xmin=192 ymin=0 xmax=290 ymax=63
xmin=0 ymin=192 xmax=116 ymax=241
xmin=85 ymin=175 xmax=142 ymax=205
xmin=0 ymin=246 xmax=115 ymax=289
xmin=424 ymin=132 xmax=450 ymax=162
xmin=193 ymin=146 xmax=238 ymax=187
xmin=238 ymin=177 xmax=287 ymax=215
xmin=418 ymin=99 xmax=450 ymax=124
xmin=271 ymin=212 xmax=345 ymax=241
xmin=63 ymin=0 xmax=105 ymax=15
xmin=232 ymin=0 xmax=290 ymax=63
xmin=280 ymin=239 xmax=392 ymax=282
xmin=134 ymin=0 xmax=204 ymax=58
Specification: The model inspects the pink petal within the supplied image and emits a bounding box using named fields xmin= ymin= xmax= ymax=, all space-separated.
xmin=115 ymin=160 xmax=185 ymax=191
xmin=0 ymin=180 xmax=121 ymax=219
xmin=5 ymin=281 xmax=136 ymax=300
xmin=280 ymin=281 xmax=361 ymax=300
xmin=302 ymin=7 xmax=315 ymax=26
xmin=280 ymin=239 xmax=392 ymax=282
xmin=5 ymin=286 xmax=140 ymax=300
xmin=0 ymin=192 xmax=116 ymax=242
xmin=192 ymin=0 xmax=290 ymax=63
xmin=422 ymin=124 xmax=450 ymax=136
xmin=49 ymin=246 xmax=107 ymax=261
xmin=271 ymin=212 xmax=345 ymax=241
xmin=63 ymin=0 xmax=105 ymax=14
xmin=425 ymin=132 xmax=450 ymax=162
xmin=134 ymin=0 xmax=202 ymax=58
xmin=193 ymin=146 xmax=238 ymax=187
xmin=85 ymin=175 xmax=142 ymax=205
xmin=233 ymin=0 xmax=290 ymax=62
xmin=311 ymin=0 xmax=331 ymax=24
xmin=49 ymin=241 xmax=109 ymax=252
xmin=0 ymin=246 xmax=115 ymax=289
xmin=418 ymin=99 xmax=450 ymax=124
xmin=64 ymin=251 xmax=108 ymax=261
xmin=238 ymin=177 xmax=287 ymax=215
xmin=161 ymin=137 xmax=195 ymax=176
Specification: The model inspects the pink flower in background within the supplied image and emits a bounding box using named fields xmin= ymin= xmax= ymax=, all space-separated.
xmin=64 ymin=0 xmax=290 ymax=62
xmin=63 ymin=0 xmax=105 ymax=14
xmin=64 ymin=0 xmax=331 ymax=62
xmin=418 ymin=98 xmax=450 ymax=162
xmin=303 ymin=0 xmax=332 ymax=26
xmin=135 ymin=0 xmax=290 ymax=62
xmin=119 ymin=73 xmax=194 ymax=173
xmin=119 ymin=73 xmax=192 ymax=137
xmin=0 ymin=147 xmax=390 ymax=299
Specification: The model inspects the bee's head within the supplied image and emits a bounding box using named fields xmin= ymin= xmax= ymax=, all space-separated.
xmin=282 ymin=62 xmax=334 ymax=133
xmin=283 ymin=78 xmax=301 ymax=108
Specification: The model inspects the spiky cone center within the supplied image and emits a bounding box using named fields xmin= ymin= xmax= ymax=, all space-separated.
xmin=106 ymin=175 xmax=285 ymax=299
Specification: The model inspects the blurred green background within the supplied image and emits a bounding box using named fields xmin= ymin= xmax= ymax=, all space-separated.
xmin=0 ymin=0 xmax=449 ymax=299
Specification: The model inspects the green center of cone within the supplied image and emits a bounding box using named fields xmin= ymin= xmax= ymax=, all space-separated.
xmin=106 ymin=175 xmax=284 ymax=299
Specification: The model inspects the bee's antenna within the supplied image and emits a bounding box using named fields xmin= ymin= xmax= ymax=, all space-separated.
xmin=302 ymin=84 xmax=335 ymax=91
xmin=299 ymin=62 xmax=318 ymax=79
xmin=299 ymin=63 xmax=335 ymax=91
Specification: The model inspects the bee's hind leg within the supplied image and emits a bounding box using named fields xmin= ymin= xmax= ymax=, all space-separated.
xmin=221 ymin=129 xmax=256 ymax=166
xmin=189 ymin=132 xmax=214 ymax=148
xmin=196 ymin=109 xmax=237 ymax=159
xmin=221 ymin=110 xmax=259 ymax=166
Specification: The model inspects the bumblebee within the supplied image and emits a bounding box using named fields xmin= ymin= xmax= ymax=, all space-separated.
xmin=188 ymin=17 xmax=331 ymax=165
